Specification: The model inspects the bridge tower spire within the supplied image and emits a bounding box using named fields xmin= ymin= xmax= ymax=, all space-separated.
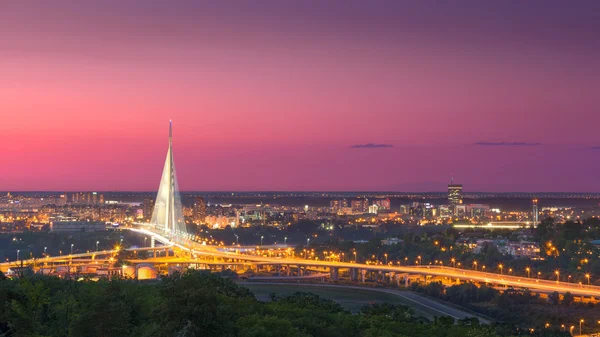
xmin=151 ymin=120 xmax=186 ymax=238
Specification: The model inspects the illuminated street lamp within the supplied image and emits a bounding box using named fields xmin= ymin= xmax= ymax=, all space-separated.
xmin=306 ymin=238 xmax=310 ymax=246
xmin=451 ymin=258 xmax=456 ymax=268
xmin=526 ymin=267 xmax=530 ymax=278
xmin=260 ymin=236 xmax=264 ymax=246
xmin=96 ymin=241 xmax=100 ymax=252
xmin=235 ymin=234 xmax=239 ymax=245
xmin=580 ymin=319 xmax=584 ymax=336
xmin=498 ymin=264 xmax=503 ymax=275
xmin=384 ymin=253 xmax=388 ymax=265
xmin=16 ymin=249 xmax=20 ymax=261
xmin=473 ymin=261 xmax=477 ymax=271
xmin=284 ymin=236 xmax=287 ymax=245
xmin=144 ymin=237 xmax=147 ymax=247
xmin=70 ymin=244 xmax=74 ymax=255
xmin=586 ymin=273 xmax=591 ymax=286
xmin=555 ymin=270 xmax=560 ymax=283
xmin=353 ymin=251 xmax=357 ymax=263
xmin=417 ymin=256 xmax=422 ymax=266
xmin=44 ymin=247 xmax=47 ymax=256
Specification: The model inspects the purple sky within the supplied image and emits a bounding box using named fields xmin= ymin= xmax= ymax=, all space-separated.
xmin=1 ymin=1 xmax=599 ymax=192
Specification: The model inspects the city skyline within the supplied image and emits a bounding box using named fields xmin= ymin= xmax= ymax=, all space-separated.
xmin=1 ymin=1 xmax=599 ymax=192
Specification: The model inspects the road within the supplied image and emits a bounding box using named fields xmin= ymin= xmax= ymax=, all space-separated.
xmin=241 ymin=282 xmax=491 ymax=323
xmin=4 ymin=226 xmax=600 ymax=299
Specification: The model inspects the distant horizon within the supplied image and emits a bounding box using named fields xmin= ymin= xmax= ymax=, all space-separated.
xmin=3 ymin=190 xmax=600 ymax=195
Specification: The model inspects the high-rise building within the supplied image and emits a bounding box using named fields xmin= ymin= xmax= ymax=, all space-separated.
xmin=193 ymin=197 xmax=207 ymax=224
xmin=330 ymin=198 xmax=348 ymax=211
xmin=351 ymin=198 xmax=369 ymax=214
xmin=143 ymin=198 xmax=155 ymax=221
xmin=532 ymin=199 xmax=539 ymax=226
xmin=448 ymin=177 xmax=463 ymax=205
xmin=373 ymin=198 xmax=391 ymax=210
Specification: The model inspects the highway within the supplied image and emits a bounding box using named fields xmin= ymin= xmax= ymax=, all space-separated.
xmin=4 ymin=226 xmax=600 ymax=299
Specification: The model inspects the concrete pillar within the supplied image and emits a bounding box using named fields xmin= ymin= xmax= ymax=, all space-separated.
xmin=361 ymin=269 xmax=366 ymax=283
xmin=350 ymin=268 xmax=358 ymax=282
xmin=389 ymin=272 xmax=396 ymax=284
xmin=330 ymin=267 xmax=339 ymax=281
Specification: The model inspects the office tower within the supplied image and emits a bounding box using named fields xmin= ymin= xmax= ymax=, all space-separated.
xmin=448 ymin=176 xmax=463 ymax=205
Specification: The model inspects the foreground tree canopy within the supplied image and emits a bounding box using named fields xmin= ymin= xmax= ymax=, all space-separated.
xmin=0 ymin=271 xmax=568 ymax=337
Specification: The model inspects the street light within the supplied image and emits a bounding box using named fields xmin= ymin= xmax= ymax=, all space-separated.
xmin=473 ymin=261 xmax=478 ymax=271
xmin=284 ymin=237 xmax=287 ymax=245
xmin=417 ymin=256 xmax=421 ymax=266
xmin=580 ymin=319 xmax=584 ymax=336
xmin=16 ymin=249 xmax=20 ymax=261
xmin=384 ymin=253 xmax=388 ymax=265
xmin=498 ymin=264 xmax=503 ymax=275
xmin=70 ymin=244 xmax=74 ymax=255
xmin=96 ymin=241 xmax=100 ymax=252
xmin=353 ymin=251 xmax=357 ymax=263
xmin=306 ymin=238 xmax=310 ymax=246
xmin=451 ymin=258 xmax=456 ymax=268
xmin=555 ymin=270 xmax=560 ymax=283
xmin=261 ymin=236 xmax=264 ymax=246
xmin=526 ymin=267 xmax=530 ymax=278
xmin=235 ymin=234 xmax=239 ymax=245
xmin=144 ymin=237 xmax=147 ymax=247
xmin=44 ymin=247 xmax=47 ymax=256
xmin=586 ymin=273 xmax=591 ymax=285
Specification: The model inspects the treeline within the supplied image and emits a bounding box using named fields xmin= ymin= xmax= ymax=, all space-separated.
xmin=0 ymin=270 xmax=567 ymax=337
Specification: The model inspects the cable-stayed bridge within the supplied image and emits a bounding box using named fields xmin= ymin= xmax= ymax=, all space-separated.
xmin=4 ymin=121 xmax=600 ymax=300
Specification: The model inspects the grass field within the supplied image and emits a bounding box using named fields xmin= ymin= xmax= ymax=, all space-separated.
xmin=241 ymin=283 xmax=438 ymax=318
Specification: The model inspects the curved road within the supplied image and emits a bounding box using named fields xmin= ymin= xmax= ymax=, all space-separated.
xmin=241 ymin=282 xmax=491 ymax=324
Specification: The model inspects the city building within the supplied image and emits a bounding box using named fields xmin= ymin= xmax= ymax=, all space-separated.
xmin=193 ymin=197 xmax=207 ymax=224
xmin=351 ymin=198 xmax=369 ymax=214
xmin=330 ymin=199 xmax=348 ymax=212
xmin=448 ymin=177 xmax=463 ymax=205
xmin=142 ymin=198 xmax=155 ymax=221
xmin=373 ymin=198 xmax=391 ymax=210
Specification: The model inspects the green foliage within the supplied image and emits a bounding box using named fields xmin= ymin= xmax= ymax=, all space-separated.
xmin=0 ymin=272 xmax=567 ymax=337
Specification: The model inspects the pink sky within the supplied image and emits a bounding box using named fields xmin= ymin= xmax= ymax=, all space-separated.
xmin=1 ymin=1 xmax=599 ymax=191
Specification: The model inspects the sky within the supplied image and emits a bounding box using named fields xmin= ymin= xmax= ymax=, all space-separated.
xmin=1 ymin=0 xmax=599 ymax=192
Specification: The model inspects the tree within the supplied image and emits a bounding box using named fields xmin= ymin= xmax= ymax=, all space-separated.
xmin=548 ymin=291 xmax=560 ymax=305
xmin=562 ymin=292 xmax=574 ymax=306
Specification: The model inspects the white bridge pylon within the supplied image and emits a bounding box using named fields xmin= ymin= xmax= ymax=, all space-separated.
xmin=150 ymin=120 xmax=187 ymax=240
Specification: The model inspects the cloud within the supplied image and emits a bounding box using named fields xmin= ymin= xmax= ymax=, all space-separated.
xmin=474 ymin=141 xmax=542 ymax=147
xmin=350 ymin=143 xmax=394 ymax=149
